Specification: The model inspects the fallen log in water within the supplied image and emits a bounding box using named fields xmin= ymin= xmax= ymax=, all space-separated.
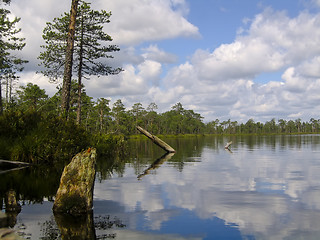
xmin=0 ymin=160 xmax=30 ymax=175
xmin=0 ymin=160 xmax=30 ymax=167
xmin=136 ymin=126 xmax=176 ymax=153
xmin=224 ymin=141 xmax=232 ymax=149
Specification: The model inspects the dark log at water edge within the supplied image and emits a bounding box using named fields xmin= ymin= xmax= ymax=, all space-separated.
xmin=0 ymin=160 xmax=30 ymax=175
xmin=0 ymin=160 xmax=30 ymax=166
xmin=136 ymin=126 xmax=176 ymax=153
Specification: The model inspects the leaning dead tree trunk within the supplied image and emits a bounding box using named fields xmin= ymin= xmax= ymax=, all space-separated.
xmin=225 ymin=141 xmax=232 ymax=149
xmin=136 ymin=126 xmax=175 ymax=153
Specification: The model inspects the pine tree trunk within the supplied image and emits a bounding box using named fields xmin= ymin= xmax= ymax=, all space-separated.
xmin=61 ymin=0 xmax=79 ymax=117
xmin=5 ymin=77 xmax=8 ymax=106
xmin=0 ymin=79 xmax=3 ymax=115
xmin=76 ymin=17 xmax=84 ymax=125
xmin=100 ymin=108 xmax=103 ymax=132
xmin=9 ymin=78 xmax=12 ymax=106
xmin=76 ymin=77 xmax=82 ymax=124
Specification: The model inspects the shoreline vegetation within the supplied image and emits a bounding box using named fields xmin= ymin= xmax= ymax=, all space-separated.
xmin=1 ymin=84 xmax=319 ymax=164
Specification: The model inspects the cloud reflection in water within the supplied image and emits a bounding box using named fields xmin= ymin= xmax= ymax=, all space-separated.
xmin=94 ymin=135 xmax=320 ymax=239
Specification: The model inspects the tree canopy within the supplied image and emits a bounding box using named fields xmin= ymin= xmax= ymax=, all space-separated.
xmin=38 ymin=0 xmax=122 ymax=121
xmin=39 ymin=0 xmax=122 ymax=81
xmin=16 ymin=83 xmax=48 ymax=110
xmin=0 ymin=6 xmax=28 ymax=114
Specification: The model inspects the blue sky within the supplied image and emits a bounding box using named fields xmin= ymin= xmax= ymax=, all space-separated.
xmin=156 ymin=1 xmax=302 ymax=59
xmin=7 ymin=0 xmax=320 ymax=123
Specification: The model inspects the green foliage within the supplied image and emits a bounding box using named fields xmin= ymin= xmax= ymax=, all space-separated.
xmin=16 ymin=83 xmax=48 ymax=110
xmin=95 ymin=98 xmax=111 ymax=132
xmin=159 ymin=103 xmax=205 ymax=134
xmin=0 ymin=109 xmax=41 ymax=140
xmin=38 ymin=0 xmax=122 ymax=82
xmin=0 ymin=6 xmax=28 ymax=113
xmin=38 ymin=0 xmax=122 ymax=120
xmin=111 ymin=99 xmax=129 ymax=135
xmin=0 ymin=8 xmax=27 ymax=64
xmin=0 ymin=110 xmax=90 ymax=163
xmin=93 ymin=134 xmax=126 ymax=158
xmin=29 ymin=114 xmax=90 ymax=163
xmin=0 ymin=105 xmax=127 ymax=164
xmin=205 ymin=117 xmax=320 ymax=135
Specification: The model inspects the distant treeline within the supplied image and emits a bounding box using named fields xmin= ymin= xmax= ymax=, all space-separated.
xmin=205 ymin=118 xmax=320 ymax=135
xmin=2 ymin=82 xmax=319 ymax=136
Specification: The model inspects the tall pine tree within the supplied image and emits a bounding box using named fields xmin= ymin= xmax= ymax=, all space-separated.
xmin=0 ymin=7 xmax=27 ymax=114
xmin=38 ymin=0 xmax=122 ymax=122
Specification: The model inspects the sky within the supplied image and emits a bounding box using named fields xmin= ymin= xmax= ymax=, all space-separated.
xmin=5 ymin=0 xmax=320 ymax=123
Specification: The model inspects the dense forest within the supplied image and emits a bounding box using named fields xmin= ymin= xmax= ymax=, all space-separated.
xmin=2 ymin=80 xmax=320 ymax=137
xmin=1 ymin=0 xmax=319 ymax=164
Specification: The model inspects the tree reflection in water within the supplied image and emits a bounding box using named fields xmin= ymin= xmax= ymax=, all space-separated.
xmin=0 ymin=158 xmax=127 ymax=239
xmin=39 ymin=213 xmax=126 ymax=239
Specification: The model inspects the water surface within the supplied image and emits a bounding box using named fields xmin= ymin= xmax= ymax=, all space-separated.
xmin=1 ymin=135 xmax=320 ymax=239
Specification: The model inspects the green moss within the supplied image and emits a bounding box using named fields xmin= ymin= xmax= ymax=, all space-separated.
xmin=65 ymin=168 xmax=78 ymax=180
xmin=55 ymin=191 xmax=88 ymax=214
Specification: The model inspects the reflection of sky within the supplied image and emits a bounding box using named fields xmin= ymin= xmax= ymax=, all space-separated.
xmin=94 ymin=135 xmax=320 ymax=239
xmin=11 ymin=201 xmax=54 ymax=239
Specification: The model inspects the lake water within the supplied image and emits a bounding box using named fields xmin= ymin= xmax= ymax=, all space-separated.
xmin=1 ymin=134 xmax=320 ymax=239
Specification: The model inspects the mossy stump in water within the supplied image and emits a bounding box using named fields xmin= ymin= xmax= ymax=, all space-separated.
xmin=5 ymin=190 xmax=21 ymax=213
xmin=53 ymin=148 xmax=96 ymax=215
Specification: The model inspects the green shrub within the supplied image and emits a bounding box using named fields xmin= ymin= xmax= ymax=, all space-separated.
xmin=0 ymin=110 xmax=128 ymax=164
xmin=93 ymin=134 xmax=127 ymax=158
xmin=0 ymin=111 xmax=90 ymax=163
